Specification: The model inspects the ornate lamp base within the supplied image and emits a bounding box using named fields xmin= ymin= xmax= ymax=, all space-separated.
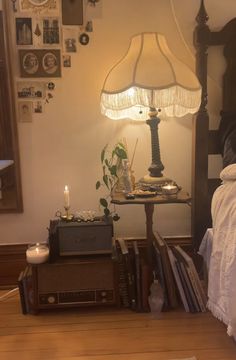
xmin=139 ymin=174 xmax=172 ymax=186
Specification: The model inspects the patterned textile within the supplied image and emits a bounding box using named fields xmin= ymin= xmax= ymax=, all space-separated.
xmin=208 ymin=164 xmax=236 ymax=339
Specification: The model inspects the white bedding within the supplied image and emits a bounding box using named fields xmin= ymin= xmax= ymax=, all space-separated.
xmin=207 ymin=164 xmax=236 ymax=340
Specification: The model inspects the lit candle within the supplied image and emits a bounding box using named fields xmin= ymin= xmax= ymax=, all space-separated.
xmin=64 ymin=185 xmax=70 ymax=208
xmin=162 ymin=184 xmax=178 ymax=195
xmin=26 ymin=243 xmax=49 ymax=264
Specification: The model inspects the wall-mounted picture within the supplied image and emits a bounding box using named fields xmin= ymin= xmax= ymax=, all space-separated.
xmin=19 ymin=0 xmax=59 ymax=13
xmin=42 ymin=17 xmax=60 ymax=45
xmin=63 ymin=28 xmax=78 ymax=53
xmin=63 ymin=55 xmax=71 ymax=67
xmin=19 ymin=49 xmax=61 ymax=78
xmin=17 ymin=81 xmax=45 ymax=98
xmin=62 ymin=0 xmax=83 ymax=25
xmin=18 ymin=101 xmax=33 ymax=122
xmin=33 ymin=101 xmax=43 ymax=113
xmin=16 ymin=18 xmax=33 ymax=45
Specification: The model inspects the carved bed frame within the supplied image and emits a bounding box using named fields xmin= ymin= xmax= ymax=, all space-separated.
xmin=192 ymin=0 xmax=236 ymax=250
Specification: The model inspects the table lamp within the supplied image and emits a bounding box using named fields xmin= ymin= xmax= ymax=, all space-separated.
xmin=100 ymin=32 xmax=201 ymax=185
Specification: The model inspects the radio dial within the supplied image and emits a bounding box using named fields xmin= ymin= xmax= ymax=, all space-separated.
xmin=48 ymin=295 xmax=56 ymax=304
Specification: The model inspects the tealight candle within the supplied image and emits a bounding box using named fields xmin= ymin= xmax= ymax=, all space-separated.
xmin=26 ymin=243 xmax=49 ymax=264
xmin=162 ymin=184 xmax=178 ymax=195
xmin=64 ymin=185 xmax=70 ymax=208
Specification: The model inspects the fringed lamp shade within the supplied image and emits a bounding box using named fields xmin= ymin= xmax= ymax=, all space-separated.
xmin=100 ymin=32 xmax=201 ymax=182
xmin=101 ymin=32 xmax=201 ymax=120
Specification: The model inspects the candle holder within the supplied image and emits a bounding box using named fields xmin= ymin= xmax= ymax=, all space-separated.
xmin=161 ymin=183 xmax=179 ymax=196
xmin=61 ymin=206 xmax=74 ymax=221
xmin=26 ymin=243 xmax=49 ymax=264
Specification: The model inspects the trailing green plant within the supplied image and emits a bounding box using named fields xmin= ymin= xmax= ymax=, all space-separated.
xmin=95 ymin=141 xmax=128 ymax=221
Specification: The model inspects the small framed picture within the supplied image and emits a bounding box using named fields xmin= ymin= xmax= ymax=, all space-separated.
xmin=16 ymin=18 xmax=33 ymax=45
xmin=17 ymin=81 xmax=46 ymax=99
xmin=63 ymin=27 xmax=78 ymax=53
xmin=63 ymin=55 xmax=71 ymax=67
xmin=33 ymin=100 xmax=44 ymax=113
xmin=19 ymin=49 xmax=61 ymax=78
xmin=18 ymin=101 xmax=33 ymax=122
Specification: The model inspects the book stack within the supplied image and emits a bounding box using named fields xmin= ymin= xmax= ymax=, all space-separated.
xmin=115 ymin=238 xmax=150 ymax=312
xmin=153 ymin=231 xmax=207 ymax=313
xmin=18 ymin=265 xmax=36 ymax=315
xmin=115 ymin=234 xmax=207 ymax=313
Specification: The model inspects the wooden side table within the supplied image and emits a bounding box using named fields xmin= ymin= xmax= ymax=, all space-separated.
xmin=111 ymin=190 xmax=191 ymax=265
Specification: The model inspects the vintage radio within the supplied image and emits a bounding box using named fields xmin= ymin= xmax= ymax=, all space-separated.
xmin=27 ymin=256 xmax=119 ymax=312
xmin=48 ymin=216 xmax=113 ymax=261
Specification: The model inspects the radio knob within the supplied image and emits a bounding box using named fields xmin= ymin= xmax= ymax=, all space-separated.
xmin=48 ymin=295 xmax=56 ymax=304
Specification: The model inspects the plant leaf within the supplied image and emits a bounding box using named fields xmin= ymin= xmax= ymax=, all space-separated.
xmin=116 ymin=148 xmax=127 ymax=159
xmin=95 ymin=181 xmax=101 ymax=190
xmin=100 ymin=198 xmax=108 ymax=208
xmin=104 ymin=208 xmax=110 ymax=217
xmin=101 ymin=144 xmax=108 ymax=163
xmin=110 ymin=165 xmax=117 ymax=176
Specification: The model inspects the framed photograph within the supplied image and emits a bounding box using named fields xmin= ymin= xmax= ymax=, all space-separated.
xmin=62 ymin=0 xmax=83 ymax=25
xmin=63 ymin=55 xmax=71 ymax=67
xmin=33 ymin=100 xmax=44 ymax=113
xmin=19 ymin=0 xmax=59 ymax=13
xmin=17 ymin=81 xmax=46 ymax=99
xmin=63 ymin=28 xmax=78 ymax=53
xmin=16 ymin=18 xmax=33 ymax=45
xmin=19 ymin=49 xmax=61 ymax=78
xmin=18 ymin=101 xmax=33 ymax=122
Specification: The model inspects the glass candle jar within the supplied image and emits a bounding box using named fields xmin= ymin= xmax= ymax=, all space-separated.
xmin=26 ymin=243 xmax=49 ymax=264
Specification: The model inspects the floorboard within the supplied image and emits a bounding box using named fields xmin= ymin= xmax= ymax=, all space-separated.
xmin=0 ymin=290 xmax=236 ymax=360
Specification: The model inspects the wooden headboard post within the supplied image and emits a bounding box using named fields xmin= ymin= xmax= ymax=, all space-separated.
xmin=192 ymin=0 xmax=236 ymax=251
xmin=192 ymin=0 xmax=210 ymax=251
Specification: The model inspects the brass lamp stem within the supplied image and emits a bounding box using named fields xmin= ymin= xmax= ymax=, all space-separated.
xmin=146 ymin=107 xmax=164 ymax=178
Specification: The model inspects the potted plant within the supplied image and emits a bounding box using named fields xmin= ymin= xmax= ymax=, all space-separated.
xmin=95 ymin=141 xmax=128 ymax=221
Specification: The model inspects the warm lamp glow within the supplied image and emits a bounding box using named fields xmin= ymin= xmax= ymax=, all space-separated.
xmin=101 ymin=32 xmax=201 ymax=121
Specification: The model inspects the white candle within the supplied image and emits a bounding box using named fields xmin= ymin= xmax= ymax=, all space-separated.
xmin=26 ymin=243 xmax=49 ymax=264
xmin=64 ymin=185 xmax=70 ymax=208
xmin=162 ymin=184 xmax=178 ymax=195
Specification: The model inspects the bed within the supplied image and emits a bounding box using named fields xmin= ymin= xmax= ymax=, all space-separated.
xmin=193 ymin=0 xmax=236 ymax=340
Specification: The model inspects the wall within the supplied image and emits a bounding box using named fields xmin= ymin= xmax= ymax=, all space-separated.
xmin=0 ymin=0 xmax=235 ymax=245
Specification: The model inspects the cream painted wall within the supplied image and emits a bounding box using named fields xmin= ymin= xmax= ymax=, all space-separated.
xmin=0 ymin=0 xmax=235 ymax=244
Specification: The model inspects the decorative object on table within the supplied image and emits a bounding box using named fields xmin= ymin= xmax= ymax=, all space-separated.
xmin=62 ymin=0 xmax=83 ymax=26
xmin=161 ymin=182 xmax=180 ymax=196
xmin=100 ymin=32 xmax=202 ymax=185
xmin=19 ymin=49 xmax=61 ymax=78
xmin=26 ymin=243 xmax=49 ymax=264
xmin=95 ymin=141 xmax=128 ymax=220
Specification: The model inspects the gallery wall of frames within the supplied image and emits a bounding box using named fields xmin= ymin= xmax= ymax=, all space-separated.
xmin=13 ymin=0 xmax=101 ymax=122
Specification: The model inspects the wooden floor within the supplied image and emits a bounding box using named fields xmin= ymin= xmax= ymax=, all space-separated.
xmin=0 ymin=290 xmax=236 ymax=360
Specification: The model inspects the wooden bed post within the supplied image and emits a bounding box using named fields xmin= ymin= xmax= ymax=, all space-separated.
xmin=192 ymin=0 xmax=210 ymax=251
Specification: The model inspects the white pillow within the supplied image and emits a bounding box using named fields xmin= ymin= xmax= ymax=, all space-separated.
xmin=220 ymin=164 xmax=236 ymax=181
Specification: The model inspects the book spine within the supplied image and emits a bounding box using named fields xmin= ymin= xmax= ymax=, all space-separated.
xmin=116 ymin=243 xmax=130 ymax=308
xmin=175 ymin=246 xmax=207 ymax=312
xmin=167 ymin=247 xmax=189 ymax=312
xmin=133 ymin=241 xmax=142 ymax=312
xmin=18 ymin=271 xmax=27 ymax=315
